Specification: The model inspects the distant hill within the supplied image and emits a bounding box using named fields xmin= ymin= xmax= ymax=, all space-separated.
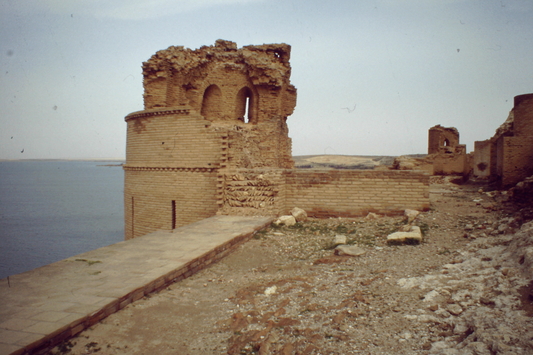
xmin=293 ymin=154 xmax=426 ymax=170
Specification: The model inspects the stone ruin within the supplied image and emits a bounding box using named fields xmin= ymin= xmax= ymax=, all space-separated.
xmin=392 ymin=125 xmax=469 ymax=176
xmin=474 ymin=93 xmax=533 ymax=188
xmin=139 ymin=39 xmax=296 ymax=169
xmin=393 ymin=94 xmax=533 ymax=190
xmin=123 ymin=40 xmax=430 ymax=240
xmin=427 ymin=125 xmax=469 ymax=176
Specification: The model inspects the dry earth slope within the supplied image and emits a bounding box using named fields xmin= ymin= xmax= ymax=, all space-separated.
xmin=49 ymin=178 xmax=533 ymax=355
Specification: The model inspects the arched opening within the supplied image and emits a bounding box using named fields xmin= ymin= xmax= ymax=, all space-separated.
xmin=201 ymin=85 xmax=223 ymax=120
xmin=235 ymin=87 xmax=255 ymax=123
xmin=443 ymin=138 xmax=450 ymax=147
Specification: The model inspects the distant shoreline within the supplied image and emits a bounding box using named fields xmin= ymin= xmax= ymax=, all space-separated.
xmin=0 ymin=158 xmax=125 ymax=162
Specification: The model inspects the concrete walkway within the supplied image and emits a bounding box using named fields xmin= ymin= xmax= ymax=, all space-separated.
xmin=0 ymin=215 xmax=272 ymax=355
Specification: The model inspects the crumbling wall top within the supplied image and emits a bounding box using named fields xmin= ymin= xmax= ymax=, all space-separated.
xmin=142 ymin=39 xmax=293 ymax=88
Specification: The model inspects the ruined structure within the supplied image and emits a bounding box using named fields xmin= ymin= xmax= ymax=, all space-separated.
xmin=124 ymin=40 xmax=429 ymax=240
xmin=124 ymin=40 xmax=295 ymax=239
xmin=427 ymin=125 xmax=470 ymax=176
xmin=474 ymin=93 xmax=533 ymax=187
xmin=392 ymin=125 xmax=470 ymax=176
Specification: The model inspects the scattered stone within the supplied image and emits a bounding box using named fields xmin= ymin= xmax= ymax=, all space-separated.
xmin=423 ymin=290 xmax=440 ymax=303
xmin=334 ymin=245 xmax=366 ymax=256
xmin=404 ymin=209 xmax=420 ymax=224
xmin=365 ymin=212 xmax=380 ymax=220
xmin=446 ymin=304 xmax=463 ymax=316
xmin=334 ymin=234 xmax=347 ymax=246
xmin=498 ymin=224 xmax=509 ymax=233
xmin=274 ymin=215 xmax=296 ymax=227
xmin=387 ymin=226 xmax=423 ymax=245
xmin=264 ymin=286 xmax=277 ymax=295
xmin=428 ymin=304 xmax=439 ymax=312
xmin=291 ymin=207 xmax=307 ymax=222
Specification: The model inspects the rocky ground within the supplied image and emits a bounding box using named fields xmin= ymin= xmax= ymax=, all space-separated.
xmin=49 ymin=178 xmax=533 ymax=355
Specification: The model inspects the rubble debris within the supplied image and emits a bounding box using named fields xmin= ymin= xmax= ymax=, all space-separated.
xmin=333 ymin=234 xmax=347 ymax=246
xmin=290 ymin=207 xmax=307 ymax=222
xmin=273 ymin=215 xmax=296 ymax=227
xmin=334 ymin=245 xmax=366 ymax=256
xmin=387 ymin=225 xmax=423 ymax=245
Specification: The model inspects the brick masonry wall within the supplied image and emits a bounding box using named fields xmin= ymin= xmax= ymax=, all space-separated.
xmin=124 ymin=168 xmax=218 ymax=239
xmin=502 ymin=136 xmax=533 ymax=188
xmin=432 ymin=153 xmax=468 ymax=175
xmin=124 ymin=108 xmax=224 ymax=239
xmin=125 ymin=107 xmax=222 ymax=168
xmin=219 ymin=169 xmax=430 ymax=218
xmin=218 ymin=169 xmax=287 ymax=216
xmin=513 ymin=94 xmax=533 ymax=137
xmin=473 ymin=140 xmax=491 ymax=178
xmin=285 ymin=170 xmax=430 ymax=217
xmin=226 ymin=121 xmax=293 ymax=169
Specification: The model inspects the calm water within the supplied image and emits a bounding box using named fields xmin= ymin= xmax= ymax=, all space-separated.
xmin=0 ymin=160 xmax=124 ymax=279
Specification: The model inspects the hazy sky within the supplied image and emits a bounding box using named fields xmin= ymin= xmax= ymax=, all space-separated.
xmin=1 ymin=0 xmax=532 ymax=160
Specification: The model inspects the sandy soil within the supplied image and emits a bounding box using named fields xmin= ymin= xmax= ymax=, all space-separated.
xmin=49 ymin=178 xmax=533 ymax=355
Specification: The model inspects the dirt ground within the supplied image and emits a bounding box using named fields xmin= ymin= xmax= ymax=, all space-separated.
xmin=49 ymin=178 xmax=533 ymax=355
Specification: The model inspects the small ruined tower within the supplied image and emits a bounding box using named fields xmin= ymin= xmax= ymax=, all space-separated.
xmin=428 ymin=125 xmax=463 ymax=155
xmin=427 ymin=125 xmax=468 ymax=175
xmin=123 ymin=40 xmax=297 ymax=239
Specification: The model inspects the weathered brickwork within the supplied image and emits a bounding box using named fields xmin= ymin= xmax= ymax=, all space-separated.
xmin=124 ymin=40 xmax=431 ymax=240
xmin=427 ymin=125 xmax=469 ymax=175
xmin=219 ymin=169 xmax=287 ymax=217
xmin=125 ymin=108 xmax=222 ymax=168
xmin=124 ymin=168 xmax=219 ymax=239
xmin=124 ymin=40 xmax=297 ymax=239
xmin=501 ymin=136 xmax=533 ymax=187
xmin=285 ymin=170 xmax=430 ymax=218
xmin=428 ymin=125 xmax=461 ymax=155
xmin=473 ymin=139 xmax=491 ymax=178
xmin=479 ymin=93 xmax=533 ymax=188
xmin=217 ymin=169 xmax=430 ymax=218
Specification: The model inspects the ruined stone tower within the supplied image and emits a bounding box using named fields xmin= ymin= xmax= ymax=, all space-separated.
xmin=428 ymin=125 xmax=462 ymax=155
xmin=123 ymin=40 xmax=297 ymax=239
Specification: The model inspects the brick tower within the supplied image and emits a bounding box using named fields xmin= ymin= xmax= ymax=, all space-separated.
xmin=123 ymin=40 xmax=297 ymax=239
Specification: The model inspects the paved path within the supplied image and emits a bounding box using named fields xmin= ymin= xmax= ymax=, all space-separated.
xmin=0 ymin=216 xmax=272 ymax=355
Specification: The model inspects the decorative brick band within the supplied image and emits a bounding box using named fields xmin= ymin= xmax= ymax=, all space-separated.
xmin=125 ymin=108 xmax=191 ymax=121
xmin=123 ymin=166 xmax=218 ymax=173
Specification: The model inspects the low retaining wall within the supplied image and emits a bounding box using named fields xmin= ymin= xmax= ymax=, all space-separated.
xmin=285 ymin=169 xmax=430 ymax=217
xmin=220 ymin=169 xmax=430 ymax=217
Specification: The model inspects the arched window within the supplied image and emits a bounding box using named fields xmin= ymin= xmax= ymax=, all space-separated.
xmin=235 ymin=87 xmax=256 ymax=123
xmin=201 ymin=85 xmax=223 ymax=120
xmin=443 ymin=138 xmax=450 ymax=147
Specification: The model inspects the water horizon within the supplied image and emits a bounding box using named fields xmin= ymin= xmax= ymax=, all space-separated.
xmin=0 ymin=160 xmax=125 ymax=279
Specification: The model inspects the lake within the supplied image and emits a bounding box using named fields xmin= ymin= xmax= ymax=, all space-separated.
xmin=0 ymin=160 xmax=124 ymax=279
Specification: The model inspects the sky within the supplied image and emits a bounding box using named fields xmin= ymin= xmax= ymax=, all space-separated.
xmin=1 ymin=0 xmax=532 ymax=160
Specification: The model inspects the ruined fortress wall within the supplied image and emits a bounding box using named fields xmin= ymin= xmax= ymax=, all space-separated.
xmin=218 ymin=169 xmax=430 ymax=218
xmin=428 ymin=126 xmax=460 ymax=154
xmin=285 ymin=170 xmax=430 ymax=218
xmin=501 ymin=136 xmax=533 ymax=188
xmin=124 ymin=169 xmax=218 ymax=239
xmin=487 ymin=93 xmax=533 ymax=188
xmin=514 ymin=94 xmax=533 ymax=137
xmin=432 ymin=153 xmax=468 ymax=176
xmin=219 ymin=169 xmax=287 ymax=217
xmin=124 ymin=108 xmax=223 ymax=239
xmin=124 ymin=108 xmax=222 ymax=168
xmin=226 ymin=121 xmax=293 ymax=169
xmin=473 ymin=140 xmax=491 ymax=178
xmin=140 ymin=40 xmax=296 ymax=170
xmin=124 ymin=41 xmax=298 ymax=239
